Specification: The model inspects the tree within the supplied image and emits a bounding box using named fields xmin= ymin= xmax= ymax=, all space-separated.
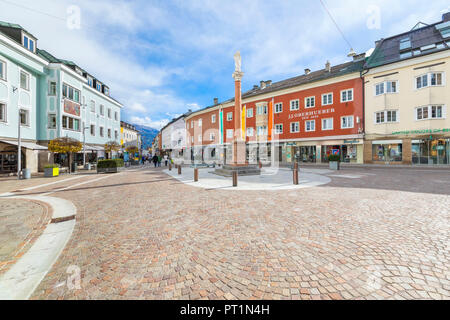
xmin=126 ymin=145 xmax=138 ymax=155
xmin=48 ymin=137 xmax=82 ymax=174
xmin=104 ymin=141 xmax=120 ymax=159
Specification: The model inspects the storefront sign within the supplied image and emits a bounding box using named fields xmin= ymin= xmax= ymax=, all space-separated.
xmin=344 ymin=140 xmax=359 ymax=144
xmin=288 ymin=108 xmax=335 ymax=121
xmin=332 ymin=149 xmax=339 ymax=155
xmin=392 ymin=128 xmax=450 ymax=135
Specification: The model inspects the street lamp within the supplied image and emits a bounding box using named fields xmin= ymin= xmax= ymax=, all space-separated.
xmin=17 ymin=108 xmax=22 ymax=179
xmin=82 ymin=125 xmax=90 ymax=167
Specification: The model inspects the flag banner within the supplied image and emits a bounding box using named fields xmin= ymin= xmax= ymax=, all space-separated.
xmin=268 ymin=100 xmax=273 ymax=141
xmin=241 ymin=105 xmax=246 ymax=140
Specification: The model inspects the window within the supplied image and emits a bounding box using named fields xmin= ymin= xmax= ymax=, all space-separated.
xmin=0 ymin=102 xmax=6 ymax=122
xmin=100 ymin=105 xmax=104 ymax=116
xmin=341 ymin=116 xmax=354 ymax=129
xmin=341 ymin=89 xmax=353 ymax=102
xmin=416 ymin=72 xmax=444 ymax=89
xmin=227 ymin=112 xmax=233 ymax=121
xmin=305 ymin=120 xmax=315 ymax=132
xmin=257 ymin=125 xmax=267 ymax=136
xmin=198 ymin=119 xmax=202 ymax=127
xmin=62 ymin=83 xmax=80 ymax=103
xmin=247 ymin=108 xmax=253 ymax=118
xmin=23 ymin=35 xmax=34 ymax=52
xmin=90 ymin=124 xmax=95 ymax=136
xmin=48 ymin=82 xmax=56 ymax=96
xmin=104 ymin=87 xmax=110 ymax=96
xmin=305 ymin=96 xmax=315 ymax=108
xmin=198 ymin=135 xmax=202 ymax=142
xmin=416 ymin=105 xmax=444 ymax=120
xmin=226 ymin=129 xmax=233 ymax=138
xmin=256 ymin=104 xmax=267 ymax=115
xmin=375 ymin=110 xmax=398 ymax=124
xmin=246 ymin=127 xmax=254 ymax=137
xmin=290 ymin=100 xmax=299 ymax=111
xmin=275 ymin=124 xmax=283 ymax=134
xmin=48 ymin=114 xmax=56 ymax=129
xmin=290 ymin=122 xmax=299 ymax=133
xmin=191 ymin=136 xmax=194 ymax=143
xmin=375 ymin=81 xmax=398 ymax=95
xmin=372 ymin=144 xmax=402 ymax=162
xmin=20 ymin=71 xmax=30 ymax=90
xmin=90 ymin=100 xmax=95 ymax=113
xmin=211 ymin=114 xmax=216 ymax=123
xmin=108 ymin=109 xmax=111 ymax=119
xmin=322 ymin=118 xmax=333 ymax=130
xmin=19 ymin=109 xmax=29 ymax=126
xmin=0 ymin=60 xmax=6 ymax=80
xmin=191 ymin=121 xmax=194 ymax=128
xmin=275 ymin=103 xmax=283 ymax=113
xmin=322 ymin=93 xmax=333 ymax=106
xmin=115 ymin=130 xmax=118 ymax=139
xmin=97 ymin=83 xmax=102 ymax=91
xmin=209 ymin=133 xmax=215 ymax=141
xmin=62 ymin=115 xmax=80 ymax=131
xmin=107 ymin=128 xmax=111 ymax=138
xmin=87 ymin=77 xmax=93 ymax=87
xmin=115 ymin=111 xmax=118 ymax=121
xmin=100 ymin=126 xmax=104 ymax=137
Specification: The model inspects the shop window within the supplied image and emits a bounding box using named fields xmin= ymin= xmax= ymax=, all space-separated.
xmin=372 ymin=144 xmax=402 ymax=162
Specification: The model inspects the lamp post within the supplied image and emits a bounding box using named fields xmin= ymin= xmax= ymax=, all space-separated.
xmin=17 ymin=108 xmax=21 ymax=179
xmin=82 ymin=126 xmax=89 ymax=166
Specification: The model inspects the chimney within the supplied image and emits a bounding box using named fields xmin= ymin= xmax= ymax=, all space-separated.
xmin=260 ymin=80 xmax=266 ymax=89
xmin=213 ymin=97 xmax=218 ymax=105
xmin=325 ymin=61 xmax=331 ymax=72
xmin=253 ymin=85 xmax=259 ymax=90
xmin=443 ymin=12 xmax=450 ymax=21
xmin=304 ymin=68 xmax=311 ymax=75
xmin=265 ymin=80 xmax=272 ymax=87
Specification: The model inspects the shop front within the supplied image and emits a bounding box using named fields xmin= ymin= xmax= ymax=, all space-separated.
xmin=321 ymin=140 xmax=363 ymax=163
xmin=412 ymin=138 xmax=450 ymax=165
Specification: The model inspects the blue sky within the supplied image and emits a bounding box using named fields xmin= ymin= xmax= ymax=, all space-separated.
xmin=1 ymin=0 xmax=450 ymax=128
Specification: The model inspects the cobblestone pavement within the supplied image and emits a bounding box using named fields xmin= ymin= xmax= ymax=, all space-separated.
xmin=23 ymin=166 xmax=450 ymax=300
xmin=0 ymin=199 xmax=50 ymax=275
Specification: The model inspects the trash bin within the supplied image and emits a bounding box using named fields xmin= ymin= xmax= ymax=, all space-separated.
xmin=71 ymin=162 xmax=78 ymax=173
xmin=23 ymin=168 xmax=31 ymax=179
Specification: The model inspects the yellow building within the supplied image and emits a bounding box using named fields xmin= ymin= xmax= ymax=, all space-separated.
xmin=363 ymin=12 xmax=450 ymax=165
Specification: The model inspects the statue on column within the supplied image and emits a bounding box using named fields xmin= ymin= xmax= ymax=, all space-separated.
xmin=234 ymin=51 xmax=241 ymax=72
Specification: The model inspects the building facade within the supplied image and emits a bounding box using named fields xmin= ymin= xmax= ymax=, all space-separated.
xmin=0 ymin=21 xmax=123 ymax=173
xmin=363 ymin=12 xmax=450 ymax=165
xmin=185 ymin=57 xmax=366 ymax=165
xmin=120 ymin=121 xmax=140 ymax=150
xmin=160 ymin=111 xmax=191 ymax=159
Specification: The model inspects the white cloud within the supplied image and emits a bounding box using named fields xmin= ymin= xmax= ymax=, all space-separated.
xmin=130 ymin=116 xmax=169 ymax=129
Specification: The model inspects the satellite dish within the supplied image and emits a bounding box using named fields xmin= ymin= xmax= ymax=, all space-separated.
xmin=347 ymin=48 xmax=357 ymax=57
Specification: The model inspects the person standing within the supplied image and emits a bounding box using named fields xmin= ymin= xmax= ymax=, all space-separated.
xmin=152 ymin=154 xmax=158 ymax=167
xmin=164 ymin=154 xmax=168 ymax=166
xmin=157 ymin=154 xmax=162 ymax=167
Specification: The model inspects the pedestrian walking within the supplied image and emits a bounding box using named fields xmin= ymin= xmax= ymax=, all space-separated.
xmin=157 ymin=155 xmax=162 ymax=167
xmin=164 ymin=154 xmax=168 ymax=167
xmin=152 ymin=154 xmax=158 ymax=167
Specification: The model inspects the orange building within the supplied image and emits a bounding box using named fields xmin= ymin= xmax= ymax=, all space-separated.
xmin=185 ymin=55 xmax=366 ymax=165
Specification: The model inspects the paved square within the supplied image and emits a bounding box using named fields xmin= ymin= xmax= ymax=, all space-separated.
xmin=2 ymin=166 xmax=448 ymax=300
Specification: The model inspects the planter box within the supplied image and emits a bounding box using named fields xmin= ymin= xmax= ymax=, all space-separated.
xmin=97 ymin=167 xmax=124 ymax=174
xmin=329 ymin=161 xmax=340 ymax=170
xmin=44 ymin=167 xmax=59 ymax=177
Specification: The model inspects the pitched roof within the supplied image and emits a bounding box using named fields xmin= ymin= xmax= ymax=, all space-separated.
xmin=0 ymin=20 xmax=38 ymax=40
xmin=365 ymin=15 xmax=450 ymax=69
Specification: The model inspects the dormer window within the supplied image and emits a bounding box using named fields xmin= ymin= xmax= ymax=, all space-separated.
xmin=96 ymin=83 xmax=101 ymax=91
xmin=87 ymin=76 xmax=93 ymax=87
xmin=104 ymin=87 xmax=110 ymax=96
xmin=22 ymin=34 xmax=35 ymax=52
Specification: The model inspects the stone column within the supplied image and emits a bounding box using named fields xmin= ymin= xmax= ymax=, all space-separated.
xmin=232 ymin=71 xmax=246 ymax=166
xmin=402 ymin=138 xmax=412 ymax=165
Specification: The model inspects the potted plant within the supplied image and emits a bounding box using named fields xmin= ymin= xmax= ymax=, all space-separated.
xmin=44 ymin=164 xmax=59 ymax=177
xmin=97 ymin=159 xmax=125 ymax=174
xmin=328 ymin=154 xmax=341 ymax=170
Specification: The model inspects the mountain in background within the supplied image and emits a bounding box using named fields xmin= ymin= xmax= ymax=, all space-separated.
xmin=133 ymin=124 xmax=159 ymax=150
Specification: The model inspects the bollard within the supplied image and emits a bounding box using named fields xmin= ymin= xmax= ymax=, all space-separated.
xmin=293 ymin=168 xmax=298 ymax=185
xmin=294 ymin=162 xmax=298 ymax=171
xmin=258 ymin=161 xmax=262 ymax=169
xmin=194 ymin=168 xmax=198 ymax=182
xmin=232 ymin=171 xmax=238 ymax=187
xmin=178 ymin=165 xmax=181 ymax=175
xmin=169 ymin=163 xmax=172 ymax=171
